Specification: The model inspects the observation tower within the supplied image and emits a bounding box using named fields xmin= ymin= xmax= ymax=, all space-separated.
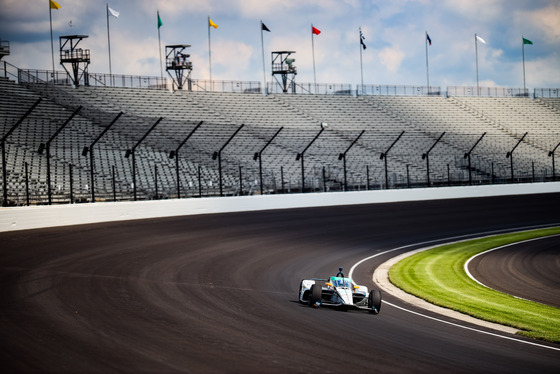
xmin=271 ymin=51 xmax=296 ymax=93
xmin=165 ymin=45 xmax=193 ymax=90
xmin=59 ymin=35 xmax=90 ymax=87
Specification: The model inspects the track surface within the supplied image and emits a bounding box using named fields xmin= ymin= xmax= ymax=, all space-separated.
xmin=1 ymin=194 xmax=560 ymax=373
xmin=468 ymin=235 xmax=560 ymax=308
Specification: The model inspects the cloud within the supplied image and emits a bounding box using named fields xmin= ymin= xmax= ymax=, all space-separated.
xmin=378 ymin=47 xmax=405 ymax=73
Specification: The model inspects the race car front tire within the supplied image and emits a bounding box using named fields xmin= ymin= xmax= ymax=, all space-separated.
xmin=309 ymin=284 xmax=322 ymax=307
xmin=368 ymin=289 xmax=382 ymax=314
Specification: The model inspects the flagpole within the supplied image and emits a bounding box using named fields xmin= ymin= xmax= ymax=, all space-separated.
xmin=425 ymin=31 xmax=430 ymax=93
xmin=311 ymin=24 xmax=317 ymax=93
xmin=522 ymin=36 xmax=526 ymax=92
xmin=208 ymin=16 xmax=212 ymax=87
xmin=359 ymin=27 xmax=364 ymax=94
xmin=475 ymin=33 xmax=479 ymax=96
xmin=260 ymin=21 xmax=267 ymax=95
xmin=157 ymin=10 xmax=163 ymax=82
xmin=106 ymin=4 xmax=113 ymax=85
xmin=49 ymin=1 xmax=55 ymax=75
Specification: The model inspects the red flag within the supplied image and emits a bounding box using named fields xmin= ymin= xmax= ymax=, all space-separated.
xmin=312 ymin=26 xmax=321 ymax=35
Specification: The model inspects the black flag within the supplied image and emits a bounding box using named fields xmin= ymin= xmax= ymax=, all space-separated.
xmin=360 ymin=29 xmax=366 ymax=50
xmin=261 ymin=22 xmax=270 ymax=32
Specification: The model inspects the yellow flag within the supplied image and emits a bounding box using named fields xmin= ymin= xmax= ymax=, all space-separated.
xmin=209 ymin=18 xmax=218 ymax=29
xmin=50 ymin=0 xmax=61 ymax=9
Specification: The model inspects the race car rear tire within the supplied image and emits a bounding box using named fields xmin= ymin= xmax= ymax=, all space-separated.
xmin=309 ymin=284 xmax=322 ymax=307
xmin=368 ymin=289 xmax=382 ymax=314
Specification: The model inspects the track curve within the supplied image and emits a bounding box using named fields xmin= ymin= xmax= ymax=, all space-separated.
xmin=468 ymin=234 xmax=560 ymax=308
xmin=1 ymin=194 xmax=560 ymax=373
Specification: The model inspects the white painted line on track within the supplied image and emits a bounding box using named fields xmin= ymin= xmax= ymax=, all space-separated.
xmin=464 ymin=234 xmax=560 ymax=301
xmin=383 ymin=300 xmax=560 ymax=352
xmin=349 ymin=224 xmax=560 ymax=353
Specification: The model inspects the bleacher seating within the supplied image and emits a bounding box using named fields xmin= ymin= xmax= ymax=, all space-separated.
xmin=1 ymin=75 xmax=559 ymax=205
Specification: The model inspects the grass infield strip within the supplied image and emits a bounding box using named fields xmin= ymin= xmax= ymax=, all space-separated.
xmin=389 ymin=227 xmax=560 ymax=343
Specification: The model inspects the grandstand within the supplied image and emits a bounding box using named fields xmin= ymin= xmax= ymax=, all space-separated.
xmin=1 ymin=61 xmax=559 ymax=206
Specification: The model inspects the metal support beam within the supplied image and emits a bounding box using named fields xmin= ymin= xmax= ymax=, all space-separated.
xmin=82 ymin=111 xmax=123 ymax=203
xmin=38 ymin=106 xmax=82 ymax=205
xmin=2 ymin=98 xmax=41 ymax=206
xmin=422 ymin=132 xmax=445 ymax=186
xmin=212 ymin=124 xmax=244 ymax=197
xmin=506 ymin=132 xmax=527 ymax=183
xmin=170 ymin=120 xmax=203 ymax=199
xmin=548 ymin=140 xmax=560 ymax=181
xmin=125 ymin=117 xmax=163 ymax=201
xmin=338 ymin=130 xmax=365 ymax=191
xmin=296 ymin=123 xmax=327 ymax=193
xmin=464 ymin=132 xmax=486 ymax=185
xmin=254 ymin=127 xmax=283 ymax=195
xmin=380 ymin=131 xmax=404 ymax=189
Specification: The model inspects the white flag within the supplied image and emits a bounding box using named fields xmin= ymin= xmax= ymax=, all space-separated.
xmin=108 ymin=7 xmax=120 ymax=18
xmin=476 ymin=35 xmax=486 ymax=44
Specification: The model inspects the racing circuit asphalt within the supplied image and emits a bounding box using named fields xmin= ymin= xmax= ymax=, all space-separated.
xmin=1 ymin=193 xmax=559 ymax=373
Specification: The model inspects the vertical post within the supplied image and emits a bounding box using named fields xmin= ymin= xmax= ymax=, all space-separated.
xmin=25 ymin=162 xmax=30 ymax=206
xmin=239 ymin=165 xmax=242 ymax=196
xmin=154 ymin=164 xmax=158 ymax=199
xmin=175 ymin=154 xmax=179 ymax=198
xmin=1 ymin=140 xmax=5 ymax=206
xmin=157 ymin=10 xmax=163 ymax=81
xmin=311 ymin=24 xmax=317 ymax=92
xmin=69 ymin=163 xmax=73 ymax=204
xmin=447 ymin=164 xmax=451 ymax=186
xmin=208 ymin=16 xmax=212 ymax=85
xmin=366 ymin=165 xmax=370 ymax=190
xmin=548 ymin=141 xmax=560 ymax=181
xmin=106 ymin=4 xmax=113 ymax=83
xmin=425 ymin=31 xmax=430 ymax=93
xmin=132 ymin=151 xmax=137 ymax=200
xmin=260 ymin=21 xmax=269 ymax=95
xmin=343 ymin=156 xmax=347 ymax=191
xmin=322 ymin=166 xmax=327 ymax=192
xmin=198 ymin=165 xmax=202 ymax=198
xmin=522 ymin=36 xmax=526 ymax=92
xmin=475 ymin=33 xmax=479 ymax=96
xmin=406 ymin=164 xmax=410 ymax=188
xmin=112 ymin=165 xmax=116 ymax=202
xmin=280 ymin=166 xmax=284 ymax=193
xmin=359 ymin=27 xmax=364 ymax=94
xmin=491 ymin=162 xmax=494 ymax=184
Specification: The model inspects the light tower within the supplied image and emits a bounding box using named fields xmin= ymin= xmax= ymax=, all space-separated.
xmin=165 ymin=45 xmax=193 ymax=90
xmin=59 ymin=35 xmax=90 ymax=87
xmin=271 ymin=51 xmax=296 ymax=93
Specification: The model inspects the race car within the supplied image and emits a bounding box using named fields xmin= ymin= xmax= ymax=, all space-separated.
xmin=298 ymin=268 xmax=382 ymax=314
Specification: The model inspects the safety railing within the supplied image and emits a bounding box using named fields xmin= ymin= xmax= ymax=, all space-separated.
xmin=448 ymin=86 xmax=529 ymax=97
xmin=358 ymin=84 xmax=441 ymax=96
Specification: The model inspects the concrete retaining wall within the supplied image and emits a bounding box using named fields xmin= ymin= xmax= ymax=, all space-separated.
xmin=1 ymin=182 xmax=559 ymax=232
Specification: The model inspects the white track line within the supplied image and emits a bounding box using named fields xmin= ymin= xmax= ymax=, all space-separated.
xmin=349 ymin=224 xmax=560 ymax=352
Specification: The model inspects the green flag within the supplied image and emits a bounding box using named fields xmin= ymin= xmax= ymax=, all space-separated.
xmin=157 ymin=12 xmax=163 ymax=29
xmin=522 ymin=37 xmax=533 ymax=45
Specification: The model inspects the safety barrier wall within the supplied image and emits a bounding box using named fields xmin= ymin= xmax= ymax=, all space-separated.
xmin=1 ymin=182 xmax=559 ymax=232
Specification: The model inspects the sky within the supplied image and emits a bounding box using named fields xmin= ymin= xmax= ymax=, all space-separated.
xmin=1 ymin=0 xmax=559 ymax=90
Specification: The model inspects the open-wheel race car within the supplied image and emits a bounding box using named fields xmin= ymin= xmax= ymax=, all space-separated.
xmin=299 ymin=268 xmax=382 ymax=314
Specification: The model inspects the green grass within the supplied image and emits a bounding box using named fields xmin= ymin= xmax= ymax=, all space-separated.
xmin=389 ymin=227 xmax=560 ymax=343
